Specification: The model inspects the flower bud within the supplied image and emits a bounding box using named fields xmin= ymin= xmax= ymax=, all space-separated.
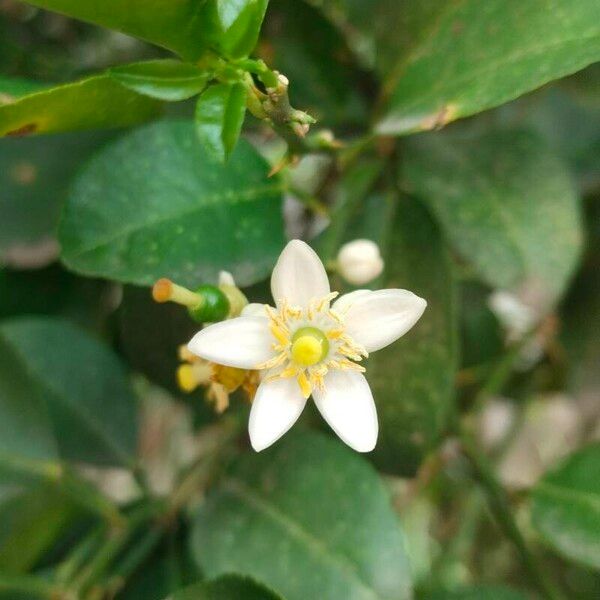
xmin=337 ymin=239 xmax=384 ymax=285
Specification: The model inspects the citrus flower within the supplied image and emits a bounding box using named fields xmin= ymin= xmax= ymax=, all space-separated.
xmin=187 ymin=240 xmax=427 ymax=452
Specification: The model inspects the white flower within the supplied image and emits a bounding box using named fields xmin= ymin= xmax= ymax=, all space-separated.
xmin=188 ymin=240 xmax=426 ymax=453
xmin=337 ymin=239 xmax=384 ymax=285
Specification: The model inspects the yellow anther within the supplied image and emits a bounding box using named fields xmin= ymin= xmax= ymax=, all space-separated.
xmin=177 ymin=365 xmax=200 ymax=393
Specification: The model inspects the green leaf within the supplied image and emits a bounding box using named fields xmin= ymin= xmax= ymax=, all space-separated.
xmin=424 ymin=586 xmax=528 ymax=600
xmin=191 ymin=430 xmax=413 ymax=600
xmin=367 ymin=196 xmax=457 ymax=474
xmin=264 ymin=0 xmax=366 ymax=126
xmin=217 ymin=0 xmax=254 ymax=30
xmin=313 ymin=159 xmax=385 ymax=263
xmin=0 ymin=131 xmax=115 ymax=260
xmin=0 ymin=75 xmax=162 ymax=138
xmin=168 ymin=575 xmax=283 ymax=600
xmin=377 ymin=0 xmax=600 ymax=135
xmin=195 ymin=83 xmax=247 ymax=162
xmin=0 ymin=482 xmax=79 ymax=573
xmin=0 ymin=317 xmax=138 ymax=467
xmin=22 ymin=0 xmax=215 ymax=60
xmin=215 ymin=0 xmax=268 ymax=59
xmin=22 ymin=0 xmax=266 ymax=61
xmin=60 ymin=120 xmax=284 ymax=288
xmin=0 ymin=77 xmax=47 ymax=102
xmin=110 ymin=60 xmax=210 ymax=101
xmin=531 ymin=443 xmax=600 ymax=570
xmin=403 ymin=128 xmax=583 ymax=307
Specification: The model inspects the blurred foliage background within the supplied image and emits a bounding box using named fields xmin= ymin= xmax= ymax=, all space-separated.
xmin=0 ymin=1 xmax=599 ymax=599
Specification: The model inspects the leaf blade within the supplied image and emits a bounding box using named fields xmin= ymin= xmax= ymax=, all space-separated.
xmin=191 ymin=431 xmax=413 ymax=600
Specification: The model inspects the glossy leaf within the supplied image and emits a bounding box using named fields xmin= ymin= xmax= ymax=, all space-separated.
xmin=217 ymin=0 xmax=254 ymax=30
xmin=377 ymin=0 xmax=600 ymax=135
xmin=22 ymin=0 xmax=215 ymax=60
xmin=110 ymin=60 xmax=210 ymax=101
xmin=0 ymin=75 xmax=162 ymax=138
xmin=195 ymin=83 xmax=247 ymax=162
xmin=23 ymin=0 xmax=266 ymax=61
xmin=191 ymin=430 xmax=413 ymax=600
xmin=403 ymin=128 xmax=583 ymax=308
xmin=168 ymin=575 xmax=282 ymax=600
xmin=60 ymin=120 xmax=284 ymax=288
xmin=0 ymin=317 xmax=138 ymax=467
xmin=531 ymin=444 xmax=600 ymax=570
xmin=0 ymin=131 xmax=115 ymax=261
xmin=367 ymin=196 xmax=457 ymax=474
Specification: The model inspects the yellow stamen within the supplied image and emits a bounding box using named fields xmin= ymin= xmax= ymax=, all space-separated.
xmin=297 ymin=370 xmax=312 ymax=398
xmin=270 ymin=324 xmax=290 ymax=346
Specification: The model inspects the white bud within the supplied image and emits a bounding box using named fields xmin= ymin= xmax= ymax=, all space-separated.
xmin=337 ymin=239 xmax=384 ymax=285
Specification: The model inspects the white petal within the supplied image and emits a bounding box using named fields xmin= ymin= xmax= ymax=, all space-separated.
xmin=340 ymin=289 xmax=427 ymax=352
xmin=241 ymin=303 xmax=270 ymax=317
xmin=332 ymin=289 xmax=371 ymax=313
xmin=249 ymin=377 xmax=307 ymax=451
xmin=187 ymin=316 xmax=274 ymax=369
xmin=313 ymin=370 xmax=378 ymax=452
xmin=271 ymin=239 xmax=330 ymax=308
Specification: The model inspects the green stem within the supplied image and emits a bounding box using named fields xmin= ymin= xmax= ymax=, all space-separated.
xmin=1 ymin=456 xmax=124 ymax=527
xmin=70 ymin=501 xmax=162 ymax=598
xmin=0 ymin=573 xmax=67 ymax=599
xmin=460 ymin=432 xmax=565 ymax=600
xmin=103 ymin=526 xmax=164 ymax=596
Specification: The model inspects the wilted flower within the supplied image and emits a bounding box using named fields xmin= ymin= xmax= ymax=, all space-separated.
xmin=188 ymin=240 xmax=426 ymax=452
xmin=177 ymin=345 xmax=258 ymax=414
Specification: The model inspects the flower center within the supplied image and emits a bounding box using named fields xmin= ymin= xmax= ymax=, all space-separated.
xmin=291 ymin=326 xmax=329 ymax=367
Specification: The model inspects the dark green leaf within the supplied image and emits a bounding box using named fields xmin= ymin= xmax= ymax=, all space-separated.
xmin=60 ymin=120 xmax=284 ymax=288
xmin=264 ymin=0 xmax=367 ymax=126
xmin=0 ymin=317 xmax=138 ymax=467
xmin=168 ymin=575 xmax=283 ymax=600
xmin=110 ymin=60 xmax=210 ymax=101
xmin=0 ymin=75 xmax=162 ymax=138
xmin=403 ymin=128 xmax=583 ymax=308
xmin=0 ymin=131 xmax=115 ymax=260
xmin=191 ymin=430 xmax=412 ymax=600
xmin=531 ymin=443 xmax=600 ymax=570
xmin=376 ymin=0 xmax=600 ymax=135
xmin=424 ymin=586 xmax=528 ymax=600
xmin=195 ymin=83 xmax=247 ymax=162
xmin=313 ymin=159 xmax=385 ymax=264
xmin=367 ymin=196 xmax=457 ymax=474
